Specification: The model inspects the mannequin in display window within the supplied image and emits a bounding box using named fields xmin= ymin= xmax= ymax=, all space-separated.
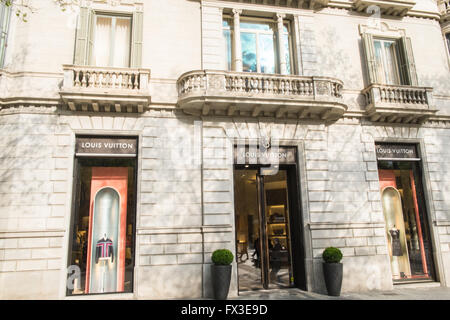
xmin=389 ymin=227 xmax=402 ymax=257
xmin=95 ymin=234 xmax=114 ymax=264
xmin=389 ymin=226 xmax=402 ymax=279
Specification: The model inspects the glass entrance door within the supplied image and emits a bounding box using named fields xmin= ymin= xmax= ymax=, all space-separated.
xmin=234 ymin=167 xmax=296 ymax=291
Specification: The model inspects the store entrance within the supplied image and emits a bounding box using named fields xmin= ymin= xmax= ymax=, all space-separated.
xmin=233 ymin=165 xmax=305 ymax=291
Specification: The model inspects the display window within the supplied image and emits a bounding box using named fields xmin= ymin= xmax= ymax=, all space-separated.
xmin=376 ymin=143 xmax=435 ymax=282
xmin=67 ymin=137 xmax=137 ymax=296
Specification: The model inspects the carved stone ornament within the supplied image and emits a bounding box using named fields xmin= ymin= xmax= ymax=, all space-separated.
xmin=315 ymin=81 xmax=330 ymax=96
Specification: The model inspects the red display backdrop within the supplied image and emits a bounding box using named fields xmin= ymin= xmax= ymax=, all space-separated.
xmin=85 ymin=167 xmax=128 ymax=293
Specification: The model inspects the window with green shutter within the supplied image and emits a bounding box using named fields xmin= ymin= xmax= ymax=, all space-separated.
xmin=361 ymin=33 xmax=418 ymax=86
xmin=74 ymin=7 xmax=143 ymax=68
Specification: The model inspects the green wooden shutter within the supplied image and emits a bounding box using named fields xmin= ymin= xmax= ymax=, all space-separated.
xmin=397 ymin=36 xmax=418 ymax=86
xmin=87 ymin=11 xmax=96 ymax=66
xmin=131 ymin=10 xmax=143 ymax=68
xmin=361 ymin=33 xmax=379 ymax=85
xmin=74 ymin=7 xmax=92 ymax=65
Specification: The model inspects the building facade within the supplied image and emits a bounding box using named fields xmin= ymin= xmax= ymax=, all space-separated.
xmin=0 ymin=0 xmax=450 ymax=299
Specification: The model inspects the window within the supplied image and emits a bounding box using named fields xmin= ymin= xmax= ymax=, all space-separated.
xmin=91 ymin=15 xmax=132 ymax=68
xmin=0 ymin=2 xmax=11 ymax=68
xmin=67 ymin=136 xmax=138 ymax=296
xmin=223 ymin=19 xmax=232 ymax=71
xmin=446 ymin=33 xmax=450 ymax=57
xmin=223 ymin=17 xmax=293 ymax=75
xmin=373 ymin=39 xmax=401 ymax=85
xmin=362 ymin=33 xmax=418 ymax=86
xmin=74 ymin=7 xmax=143 ymax=68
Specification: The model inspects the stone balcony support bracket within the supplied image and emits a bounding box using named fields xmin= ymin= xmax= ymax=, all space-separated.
xmin=177 ymin=70 xmax=347 ymax=121
xmin=60 ymin=64 xmax=151 ymax=113
xmin=353 ymin=0 xmax=416 ymax=17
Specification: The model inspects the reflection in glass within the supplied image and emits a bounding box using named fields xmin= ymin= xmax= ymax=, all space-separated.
xmin=241 ymin=21 xmax=271 ymax=31
xmin=446 ymin=33 xmax=450 ymax=56
xmin=283 ymin=33 xmax=291 ymax=74
xmin=263 ymin=171 xmax=293 ymax=288
xmin=224 ymin=30 xmax=232 ymax=71
xmin=258 ymin=34 xmax=275 ymax=73
xmin=234 ymin=170 xmax=263 ymax=291
xmin=241 ymin=32 xmax=257 ymax=72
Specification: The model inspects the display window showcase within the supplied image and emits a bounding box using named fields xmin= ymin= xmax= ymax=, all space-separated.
xmin=223 ymin=16 xmax=293 ymax=75
xmin=67 ymin=156 xmax=137 ymax=296
xmin=377 ymin=145 xmax=436 ymax=282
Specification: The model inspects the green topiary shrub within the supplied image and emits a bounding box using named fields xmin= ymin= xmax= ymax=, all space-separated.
xmin=322 ymin=247 xmax=343 ymax=264
xmin=211 ymin=249 xmax=234 ymax=265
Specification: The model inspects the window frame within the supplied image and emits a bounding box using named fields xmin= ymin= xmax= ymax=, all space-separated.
xmin=90 ymin=12 xmax=133 ymax=68
xmin=445 ymin=33 xmax=450 ymax=66
xmin=373 ymin=37 xmax=402 ymax=86
xmin=222 ymin=15 xmax=294 ymax=75
xmin=0 ymin=2 xmax=12 ymax=68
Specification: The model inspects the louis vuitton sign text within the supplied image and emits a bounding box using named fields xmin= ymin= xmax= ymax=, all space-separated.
xmin=76 ymin=137 xmax=137 ymax=157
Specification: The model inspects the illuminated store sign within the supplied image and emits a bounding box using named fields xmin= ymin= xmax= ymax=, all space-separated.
xmin=76 ymin=137 xmax=137 ymax=157
xmin=234 ymin=146 xmax=297 ymax=165
xmin=375 ymin=143 xmax=419 ymax=161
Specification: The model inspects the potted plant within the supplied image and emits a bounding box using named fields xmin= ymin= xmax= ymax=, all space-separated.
xmin=322 ymin=247 xmax=343 ymax=296
xmin=211 ymin=249 xmax=234 ymax=300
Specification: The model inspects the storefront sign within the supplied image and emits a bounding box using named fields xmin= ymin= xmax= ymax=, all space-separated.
xmin=234 ymin=146 xmax=297 ymax=165
xmin=376 ymin=143 xmax=419 ymax=161
xmin=76 ymin=137 xmax=137 ymax=157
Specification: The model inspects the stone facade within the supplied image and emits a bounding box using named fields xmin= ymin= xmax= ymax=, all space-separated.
xmin=0 ymin=0 xmax=449 ymax=299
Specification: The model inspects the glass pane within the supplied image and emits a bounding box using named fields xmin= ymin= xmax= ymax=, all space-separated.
xmin=259 ymin=34 xmax=275 ymax=74
xmin=241 ymin=32 xmax=257 ymax=72
xmin=112 ymin=17 xmax=131 ymax=67
xmin=283 ymin=34 xmax=292 ymax=74
xmin=223 ymin=29 xmax=232 ymax=71
xmin=94 ymin=16 xmax=112 ymax=67
xmin=374 ymin=40 xmax=385 ymax=84
xmin=384 ymin=41 xmax=399 ymax=85
xmin=234 ymin=170 xmax=263 ymax=291
xmin=67 ymin=159 xmax=136 ymax=296
xmin=264 ymin=171 xmax=293 ymax=288
xmin=241 ymin=21 xmax=272 ymax=31
xmin=223 ymin=19 xmax=230 ymax=28
xmin=446 ymin=33 xmax=450 ymax=56
xmin=0 ymin=34 xmax=5 ymax=66
xmin=379 ymin=165 xmax=434 ymax=282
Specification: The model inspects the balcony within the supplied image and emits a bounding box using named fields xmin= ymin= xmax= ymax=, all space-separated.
xmin=219 ymin=0 xmax=329 ymax=9
xmin=60 ymin=65 xmax=151 ymax=113
xmin=177 ymin=70 xmax=347 ymax=121
xmin=353 ymin=0 xmax=416 ymax=17
xmin=363 ymin=84 xmax=437 ymax=124
xmin=439 ymin=0 xmax=450 ymax=23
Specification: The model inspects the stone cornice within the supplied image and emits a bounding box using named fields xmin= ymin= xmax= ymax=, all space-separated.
xmin=201 ymin=0 xmax=442 ymax=21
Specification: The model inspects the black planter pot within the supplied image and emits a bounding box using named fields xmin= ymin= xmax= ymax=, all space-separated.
xmin=211 ymin=264 xmax=232 ymax=300
xmin=323 ymin=262 xmax=343 ymax=296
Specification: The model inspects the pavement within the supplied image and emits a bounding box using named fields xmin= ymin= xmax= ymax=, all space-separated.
xmin=231 ymin=283 xmax=450 ymax=300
